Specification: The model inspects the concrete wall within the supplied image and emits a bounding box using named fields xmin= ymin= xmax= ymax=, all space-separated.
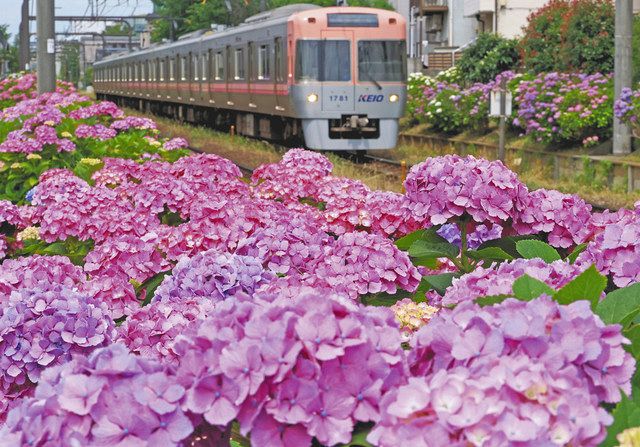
xmin=451 ymin=0 xmax=482 ymax=47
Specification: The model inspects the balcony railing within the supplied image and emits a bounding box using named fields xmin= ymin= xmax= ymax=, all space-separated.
xmin=422 ymin=0 xmax=448 ymax=13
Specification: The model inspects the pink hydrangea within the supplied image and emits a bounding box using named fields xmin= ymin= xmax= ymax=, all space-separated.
xmin=301 ymin=231 xmax=422 ymax=300
xmin=111 ymin=115 xmax=158 ymax=131
xmin=361 ymin=191 xmax=425 ymax=238
xmin=442 ymin=258 xmax=590 ymax=306
xmin=0 ymin=286 xmax=116 ymax=413
xmin=371 ymin=295 xmax=635 ymax=447
xmin=514 ymin=188 xmax=593 ymax=248
xmin=74 ymin=123 xmax=117 ymax=140
xmin=68 ymin=100 xmax=124 ymax=119
xmin=174 ymin=291 xmax=407 ymax=447
xmin=577 ymin=218 xmax=640 ymax=287
xmin=0 ymin=344 xmax=194 ymax=446
xmin=404 ymin=155 xmax=528 ymax=225
xmin=0 ymin=255 xmax=86 ymax=298
xmin=163 ymin=137 xmax=189 ymax=150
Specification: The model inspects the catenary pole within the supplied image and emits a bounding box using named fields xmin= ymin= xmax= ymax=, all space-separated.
xmin=36 ymin=0 xmax=56 ymax=93
xmin=19 ymin=0 xmax=30 ymax=70
xmin=613 ymin=0 xmax=633 ymax=154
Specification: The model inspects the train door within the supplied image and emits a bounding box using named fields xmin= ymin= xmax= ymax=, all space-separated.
xmin=190 ymin=52 xmax=198 ymax=101
xmin=225 ymin=45 xmax=233 ymax=107
xmin=274 ymin=37 xmax=284 ymax=112
xmin=248 ymin=41 xmax=256 ymax=109
xmin=319 ymin=30 xmax=354 ymax=113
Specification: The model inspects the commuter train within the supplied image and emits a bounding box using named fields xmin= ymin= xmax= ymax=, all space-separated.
xmin=93 ymin=4 xmax=407 ymax=151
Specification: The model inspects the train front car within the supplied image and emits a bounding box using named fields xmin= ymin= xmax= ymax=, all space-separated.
xmin=289 ymin=7 xmax=407 ymax=151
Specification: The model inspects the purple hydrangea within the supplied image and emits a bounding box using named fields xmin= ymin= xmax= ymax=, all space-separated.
xmin=0 ymin=343 xmax=194 ymax=446
xmin=0 ymin=286 xmax=116 ymax=414
xmin=153 ymin=249 xmax=274 ymax=303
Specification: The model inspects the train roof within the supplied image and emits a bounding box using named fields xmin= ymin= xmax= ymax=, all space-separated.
xmin=94 ymin=4 xmax=404 ymax=66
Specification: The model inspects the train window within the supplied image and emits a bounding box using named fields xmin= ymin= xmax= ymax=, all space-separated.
xmin=327 ymin=13 xmax=379 ymax=28
xmin=358 ymin=40 xmax=407 ymax=82
xmin=214 ymin=51 xmax=224 ymax=80
xmin=295 ymin=40 xmax=350 ymax=82
xmin=202 ymin=53 xmax=208 ymax=81
xmin=134 ymin=63 xmax=138 ymax=82
xmin=275 ymin=37 xmax=283 ymax=82
xmin=193 ymin=54 xmax=199 ymax=81
xmin=234 ymin=48 xmax=245 ymax=80
xmin=170 ymin=57 xmax=175 ymax=81
xmin=258 ymin=44 xmax=270 ymax=81
xmin=160 ymin=59 xmax=165 ymax=81
xmin=181 ymin=56 xmax=187 ymax=81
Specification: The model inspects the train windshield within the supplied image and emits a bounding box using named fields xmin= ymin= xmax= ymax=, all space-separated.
xmin=295 ymin=40 xmax=351 ymax=82
xmin=358 ymin=40 xmax=406 ymax=83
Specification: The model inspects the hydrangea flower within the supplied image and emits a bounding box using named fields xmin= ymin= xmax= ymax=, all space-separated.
xmin=405 ymin=155 xmax=528 ymax=225
xmin=174 ymin=291 xmax=407 ymax=447
xmin=0 ymin=255 xmax=86 ymax=298
xmin=390 ymin=298 xmax=439 ymax=342
xmin=0 ymin=286 xmax=115 ymax=413
xmin=0 ymin=344 xmax=194 ymax=446
xmin=514 ymin=188 xmax=592 ymax=248
xmin=372 ymin=296 xmax=635 ymax=447
xmin=154 ymin=249 xmax=274 ymax=303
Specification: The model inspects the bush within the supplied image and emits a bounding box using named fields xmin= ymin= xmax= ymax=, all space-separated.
xmin=519 ymin=0 xmax=614 ymax=74
xmin=511 ymin=72 xmax=613 ymax=146
xmin=457 ymin=33 xmax=520 ymax=84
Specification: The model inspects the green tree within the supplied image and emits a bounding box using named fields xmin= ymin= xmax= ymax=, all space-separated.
xmin=0 ymin=25 xmax=18 ymax=76
xmin=150 ymin=0 xmax=392 ymax=42
xmin=456 ymin=33 xmax=520 ymax=84
xmin=103 ymin=23 xmax=131 ymax=36
xmin=59 ymin=42 xmax=81 ymax=85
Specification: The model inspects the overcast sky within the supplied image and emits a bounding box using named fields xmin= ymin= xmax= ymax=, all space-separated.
xmin=2 ymin=0 xmax=154 ymax=41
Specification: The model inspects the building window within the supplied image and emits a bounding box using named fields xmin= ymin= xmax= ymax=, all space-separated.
xmin=180 ymin=56 xmax=187 ymax=81
xmin=234 ymin=48 xmax=245 ymax=80
xmin=215 ymin=51 xmax=224 ymax=80
xmin=258 ymin=44 xmax=270 ymax=80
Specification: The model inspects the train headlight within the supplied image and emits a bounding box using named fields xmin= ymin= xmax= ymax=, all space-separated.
xmin=307 ymin=93 xmax=319 ymax=103
xmin=389 ymin=94 xmax=399 ymax=103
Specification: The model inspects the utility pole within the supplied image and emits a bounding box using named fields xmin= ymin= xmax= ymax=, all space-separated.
xmin=36 ymin=0 xmax=56 ymax=93
xmin=19 ymin=0 xmax=29 ymax=70
xmin=613 ymin=0 xmax=633 ymax=154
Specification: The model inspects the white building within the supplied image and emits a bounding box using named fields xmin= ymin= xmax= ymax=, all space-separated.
xmin=389 ymin=0 xmax=640 ymax=72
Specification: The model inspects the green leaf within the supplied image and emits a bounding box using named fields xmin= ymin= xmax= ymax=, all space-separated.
xmin=515 ymin=240 xmax=561 ymax=263
xmin=553 ymin=265 xmax=606 ymax=309
xmin=395 ymin=229 xmax=428 ymax=251
xmin=477 ymin=234 xmax=543 ymax=258
xmin=601 ymin=387 xmax=640 ymax=447
xmin=360 ymin=289 xmax=413 ymax=307
xmin=624 ymin=324 xmax=640 ymax=359
xmin=409 ymin=239 xmax=459 ymax=260
xmin=139 ymin=271 xmax=171 ymax=306
xmin=466 ymin=247 xmax=514 ymax=262
xmin=475 ymin=294 xmax=510 ymax=307
xmin=410 ymin=256 xmax=439 ymax=269
xmin=418 ymin=273 xmax=457 ymax=296
xmin=512 ymin=274 xmax=555 ymax=301
xmin=566 ymin=242 xmax=588 ymax=264
xmin=596 ymin=283 xmax=640 ymax=325
xmin=340 ymin=430 xmax=374 ymax=447
xmin=42 ymin=242 xmax=69 ymax=256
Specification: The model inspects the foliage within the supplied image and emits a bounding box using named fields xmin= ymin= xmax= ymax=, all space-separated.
xmin=150 ymin=0 xmax=392 ymax=42
xmin=58 ymin=42 xmax=81 ymax=85
xmin=519 ymin=0 xmax=614 ymax=74
xmin=456 ymin=33 xmax=520 ymax=84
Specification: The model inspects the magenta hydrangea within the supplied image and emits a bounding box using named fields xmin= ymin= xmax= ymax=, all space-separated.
xmin=404 ymin=155 xmax=528 ymax=225
xmin=442 ymin=258 xmax=590 ymax=307
xmin=0 ymin=286 xmax=116 ymax=413
xmin=514 ymin=188 xmax=593 ymax=248
xmin=301 ymin=231 xmax=422 ymax=300
xmin=173 ymin=291 xmax=407 ymax=447
xmin=74 ymin=123 xmax=117 ymax=140
xmin=0 ymin=343 xmax=194 ymax=446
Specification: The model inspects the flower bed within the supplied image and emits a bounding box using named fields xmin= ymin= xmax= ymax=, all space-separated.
xmin=407 ymin=70 xmax=614 ymax=147
xmin=1 ymin=73 xmax=640 ymax=446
